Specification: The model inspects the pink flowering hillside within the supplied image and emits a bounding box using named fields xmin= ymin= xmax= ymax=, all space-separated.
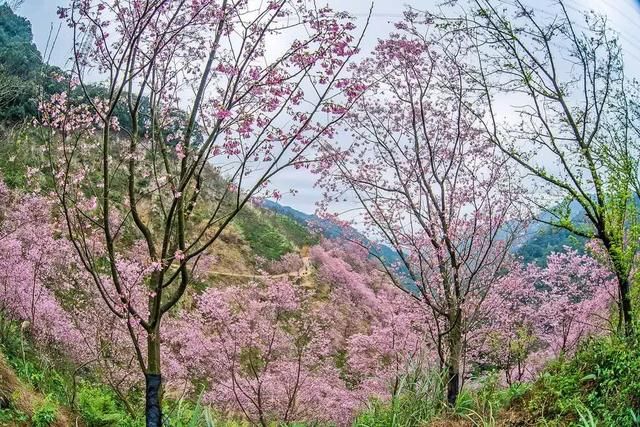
xmin=0 ymin=176 xmax=620 ymax=426
xmin=0 ymin=179 xmax=437 ymax=425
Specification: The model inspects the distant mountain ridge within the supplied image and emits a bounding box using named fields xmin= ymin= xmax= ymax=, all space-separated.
xmin=262 ymin=199 xmax=591 ymax=268
xmin=261 ymin=199 xmax=407 ymax=272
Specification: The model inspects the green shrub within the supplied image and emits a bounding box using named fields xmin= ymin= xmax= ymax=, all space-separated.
xmin=0 ymin=127 xmax=51 ymax=190
xmin=0 ymin=407 xmax=28 ymax=424
xmin=526 ymin=335 xmax=640 ymax=426
xmin=270 ymin=214 xmax=319 ymax=248
xmin=233 ymin=204 xmax=319 ymax=261
xmin=31 ymin=397 xmax=58 ymax=427
xmin=234 ymin=209 xmax=293 ymax=260
xmin=1 ymin=324 xmax=70 ymax=408
xmin=163 ymin=396 xmax=253 ymax=427
xmin=77 ymin=384 xmax=135 ymax=426
xmin=459 ymin=374 xmax=531 ymax=426
xmin=353 ymin=368 xmax=536 ymax=427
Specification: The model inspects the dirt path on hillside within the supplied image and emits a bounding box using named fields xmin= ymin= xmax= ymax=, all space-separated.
xmin=209 ymin=256 xmax=312 ymax=280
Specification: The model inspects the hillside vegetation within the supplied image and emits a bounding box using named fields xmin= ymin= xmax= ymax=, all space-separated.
xmin=1 ymin=122 xmax=638 ymax=426
xmin=1 ymin=1 xmax=640 ymax=427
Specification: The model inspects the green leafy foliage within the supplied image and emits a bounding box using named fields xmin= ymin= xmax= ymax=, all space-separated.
xmin=0 ymin=318 xmax=134 ymax=426
xmin=526 ymin=335 xmax=640 ymax=426
xmin=0 ymin=5 xmax=41 ymax=73
xmin=0 ymin=4 xmax=42 ymax=122
xmin=270 ymin=214 xmax=319 ymax=248
xmin=0 ymin=5 xmax=146 ymax=126
xmin=0 ymin=324 xmax=69 ymax=406
xmin=353 ymin=368 xmax=534 ymax=427
xmin=0 ymin=407 xmax=29 ymax=425
xmin=0 ymin=127 xmax=51 ymax=189
xmin=31 ymin=397 xmax=58 ymax=427
xmin=458 ymin=375 xmax=531 ymax=426
xmin=162 ymin=395 xmax=225 ymax=427
xmin=77 ymin=384 xmax=136 ymax=426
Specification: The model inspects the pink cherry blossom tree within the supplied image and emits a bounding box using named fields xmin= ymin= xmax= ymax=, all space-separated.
xmin=265 ymin=252 xmax=305 ymax=275
xmin=308 ymin=240 xmax=434 ymax=402
xmin=160 ymin=239 xmax=433 ymax=425
xmin=0 ymin=183 xmax=86 ymax=354
xmin=40 ymin=1 xmax=369 ymax=423
xmin=0 ymin=179 xmax=442 ymax=424
xmin=0 ymin=182 xmax=156 ymax=414
xmin=318 ymin=29 xmax=526 ymax=405
xmin=476 ymin=249 xmax=616 ymax=384
xmin=187 ymin=280 xmax=354 ymax=426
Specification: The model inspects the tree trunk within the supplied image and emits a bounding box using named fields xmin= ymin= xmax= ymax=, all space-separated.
xmin=445 ymin=312 xmax=462 ymax=406
xmin=604 ymin=239 xmax=634 ymax=337
xmin=446 ymin=361 xmax=460 ymax=406
xmin=619 ymin=275 xmax=634 ymax=337
xmin=146 ymin=328 xmax=162 ymax=427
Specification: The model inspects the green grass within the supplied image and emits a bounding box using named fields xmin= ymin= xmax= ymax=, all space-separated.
xmin=354 ymin=333 xmax=640 ymax=427
xmin=269 ymin=214 xmax=319 ymax=248
xmin=76 ymin=384 xmax=138 ymax=426
xmin=0 ymin=320 xmax=69 ymax=400
xmin=353 ymin=367 xmax=535 ymax=427
xmin=31 ymin=397 xmax=58 ymax=427
xmin=354 ymin=366 xmax=447 ymax=427
xmin=0 ymin=407 xmax=29 ymax=425
xmin=0 ymin=127 xmax=51 ymax=190
xmin=0 ymin=317 xmax=138 ymax=426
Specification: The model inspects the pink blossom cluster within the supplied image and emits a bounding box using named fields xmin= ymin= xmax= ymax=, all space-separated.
xmin=0 ymin=186 xmax=85 ymax=351
xmin=475 ymin=250 xmax=616 ymax=383
xmin=38 ymin=92 xmax=119 ymax=134
xmin=0 ymin=183 xmax=152 ymax=395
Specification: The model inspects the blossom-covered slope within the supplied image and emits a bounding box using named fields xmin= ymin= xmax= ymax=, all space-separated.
xmin=0 ymin=178 xmax=615 ymax=426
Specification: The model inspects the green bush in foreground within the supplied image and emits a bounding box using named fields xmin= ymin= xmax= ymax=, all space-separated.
xmin=353 ymin=367 xmax=534 ymax=427
xmin=526 ymin=334 xmax=640 ymax=426
xmin=0 ymin=407 xmax=29 ymax=425
xmin=31 ymin=396 xmax=58 ymax=427
xmin=77 ymin=384 xmax=137 ymax=426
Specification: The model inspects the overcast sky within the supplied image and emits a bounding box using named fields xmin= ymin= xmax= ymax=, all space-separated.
xmin=12 ymin=0 xmax=640 ymax=215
